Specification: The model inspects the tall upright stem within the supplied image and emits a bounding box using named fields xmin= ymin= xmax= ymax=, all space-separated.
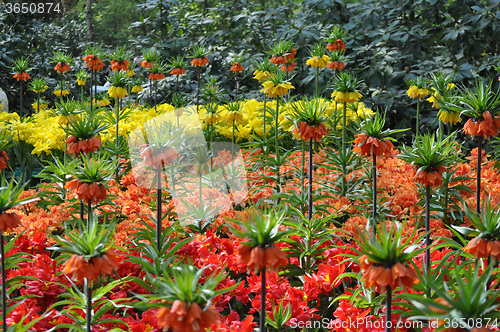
xmin=60 ymin=73 xmax=64 ymax=103
xmin=275 ymin=97 xmax=280 ymax=189
xmin=154 ymin=80 xmax=157 ymax=112
xmin=80 ymin=199 xmax=85 ymax=223
xmin=425 ymin=185 xmax=431 ymax=272
xmin=315 ymin=67 xmax=319 ymax=97
xmin=235 ymin=75 xmax=239 ymax=101
xmin=415 ymin=99 xmax=420 ymax=137
xmin=260 ymin=267 xmax=266 ymax=332
xmin=263 ymin=94 xmax=267 ymax=155
xmin=300 ymin=140 xmax=305 ymax=213
xmin=20 ymin=81 xmax=23 ymax=117
xmin=308 ymin=138 xmax=313 ymax=221
xmin=196 ymin=69 xmax=201 ymax=113
xmin=86 ymin=281 xmax=92 ymax=332
xmin=87 ymin=199 xmax=91 ymax=229
xmin=372 ymin=154 xmax=377 ymax=234
xmin=90 ymin=71 xmax=93 ymax=112
xmin=342 ymin=102 xmax=347 ymax=197
xmin=1 ymin=234 xmax=6 ymax=332
xmin=385 ymin=286 xmax=392 ymax=332
xmin=477 ymin=136 xmax=482 ymax=213
xmin=157 ymin=167 xmax=162 ymax=253
xmin=37 ymin=91 xmax=40 ymax=114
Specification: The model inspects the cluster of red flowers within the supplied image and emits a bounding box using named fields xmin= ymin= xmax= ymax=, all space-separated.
xmin=65 ymin=179 xmax=107 ymax=204
xmin=414 ymin=165 xmax=446 ymax=187
xmin=360 ymin=255 xmax=418 ymax=293
xmin=353 ymin=133 xmax=395 ymax=157
xmin=328 ymin=61 xmax=345 ymax=71
xmin=149 ymin=73 xmax=165 ymax=80
xmin=157 ymin=300 xmax=220 ymax=332
xmin=463 ymin=111 xmax=500 ymax=139
xmin=53 ymin=62 xmax=70 ymax=73
xmin=270 ymin=48 xmax=297 ymax=72
xmin=63 ymin=249 xmax=120 ymax=282
xmin=326 ymin=39 xmax=346 ymax=52
xmin=140 ymin=146 xmax=179 ymax=169
xmin=0 ymin=151 xmax=9 ymax=169
xmin=191 ymin=57 xmax=209 ymax=67
xmin=82 ymin=54 xmax=105 ymax=71
xmin=170 ymin=68 xmax=186 ymax=75
xmin=237 ymin=242 xmax=287 ymax=273
xmin=111 ymin=59 xmax=130 ymax=72
xmin=13 ymin=72 xmax=31 ymax=81
xmin=294 ymin=121 xmax=328 ymax=142
xmin=65 ymin=136 xmax=102 ymax=156
xmin=230 ymin=62 xmax=244 ymax=73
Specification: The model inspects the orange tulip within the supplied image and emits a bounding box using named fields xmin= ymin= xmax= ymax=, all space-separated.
xmin=0 ymin=212 xmax=22 ymax=234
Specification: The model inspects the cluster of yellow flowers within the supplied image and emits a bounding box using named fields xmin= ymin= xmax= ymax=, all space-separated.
xmin=0 ymin=98 xmax=374 ymax=154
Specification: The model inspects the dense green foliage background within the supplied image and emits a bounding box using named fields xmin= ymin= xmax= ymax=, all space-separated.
xmin=1 ymin=0 xmax=499 ymax=136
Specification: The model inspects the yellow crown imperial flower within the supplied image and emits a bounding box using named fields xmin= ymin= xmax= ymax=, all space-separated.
xmin=108 ymin=86 xmax=128 ymax=99
xmin=260 ymin=81 xmax=294 ymax=98
xmin=53 ymin=89 xmax=70 ymax=97
xmin=205 ymin=113 xmax=221 ymax=125
xmin=132 ymin=85 xmax=143 ymax=93
xmin=227 ymin=111 xmax=244 ymax=123
xmin=426 ymin=92 xmax=441 ymax=109
xmin=253 ymin=70 xmax=271 ymax=82
xmin=438 ymin=109 xmax=461 ymax=125
xmin=305 ymin=55 xmax=331 ymax=68
xmin=406 ymin=85 xmax=429 ymax=100
xmin=77 ymin=79 xmax=86 ymax=86
xmin=331 ymin=91 xmax=362 ymax=103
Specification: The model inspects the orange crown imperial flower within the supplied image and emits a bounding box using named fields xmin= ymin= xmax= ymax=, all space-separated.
xmin=414 ymin=165 xmax=446 ymax=187
xmin=148 ymin=72 xmax=165 ymax=80
xmin=140 ymin=60 xmax=152 ymax=68
xmin=157 ymin=300 xmax=220 ymax=332
xmin=65 ymin=179 xmax=107 ymax=204
xmin=110 ymin=59 xmax=130 ymax=72
xmin=464 ymin=237 xmax=500 ymax=260
xmin=66 ymin=136 xmax=102 ymax=157
xmin=360 ymin=256 xmax=418 ymax=293
xmin=63 ymin=249 xmax=119 ymax=282
xmin=13 ymin=72 xmax=31 ymax=81
xmin=82 ymin=55 xmax=105 ymax=71
xmin=353 ymin=133 xmax=395 ymax=157
xmin=230 ymin=62 xmax=244 ymax=73
xmin=328 ymin=61 xmax=345 ymax=71
xmin=294 ymin=121 xmax=328 ymax=142
xmin=170 ymin=68 xmax=186 ymax=75
xmin=140 ymin=146 xmax=179 ymax=169
xmin=463 ymin=111 xmax=500 ymax=140
xmin=0 ymin=212 xmax=22 ymax=234
xmin=191 ymin=57 xmax=209 ymax=67
xmin=54 ymin=62 xmax=70 ymax=73
xmin=237 ymin=242 xmax=287 ymax=273
xmin=0 ymin=151 xmax=9 ymax=170
xmin=326 ymin=39 xmax=346 ymax=52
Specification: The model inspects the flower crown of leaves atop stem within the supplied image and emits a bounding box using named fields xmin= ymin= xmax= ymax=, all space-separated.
xmin=356 ymin=110 xmax=407 ymax=141
xmin=108 ymin=70 xmax=129 ymax=88
xmin=326 ymin=25 xmax=348 ymax=43
xmin=168 ymin=55 xmax=188 ymax=69
xmin=189 ymin=45 xmax=210 ymax=59
xmin=454 ymin=197 xmax=500 ymax=241
xmin=50 ymin=51 xmax=73 ymax=65
xmin=288 ymin=96 xmax=329 ymax=126
xmin=352 ymin=221 xmax=425 ymax=267
xmin=399 ymin=132 xmax=459 ymax=172
xmin=108 ymin=45 xmax=131 ymax=63
xmin=29 ymin=78 xmax=49 ymax=93
xmin=0 ymin=174 xmax=37 ymax=212
xmin=67 ymin=152 xmax=116 ymax=184
xmin=142 ymin=47 xmax=161 ymax=64
xmin=63 ymin=107 xmax=109 ymax=140
xmin=445 ymin=78 xmax=500 ymax=119
xmin=12 ymin=57 xmax=31 ymax=73
xmin=331 ymin=71 xmax=362 ymax=93
xmin=228 ymin=208 xmax=288 ymax=248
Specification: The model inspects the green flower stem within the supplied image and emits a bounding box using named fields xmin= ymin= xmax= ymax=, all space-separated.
xmin=1 ymin=234 xmax=6 ymax=332
xmin=115 ymin=98 xmax=121 ymax=183
xmin=342 ymin=101 xmax=347 ymax=196
xmin=87 ymin=199 xmax=91 ymax=229
xmin=90 ymin=71 xmax=93 ymax=112
xmin=260 ymin=267 xmax=266 ymax=332
xmin=37 ymin=91 xmax=40 ymax=114
xmin=235 ymin=75 xmax=239 ymax=101
xmin=308 ymin=137 xmax=313 ymax=221
xmin=275 ymin=96 xmax=280 ymax=189
xmin=20 ymin=81 xmax=23 ymax=117
xmin=416 ymin=99 xmax=420 ymax=137
xmin=315 ymin=67 xmax=319 ymax=97
xmin=86 ymin=280 xmax=92 ymax=332
xmin=372 ymin=154 xmax=377 ymax=234
xmin=81 ymin=85 xmax=84 ymax=104
xmin=157 ymin=167 xmax=162 ymax=253
xmin=425 ymin=185 xmax=431 ymax=272
xmin=196 ymin=69 xmax=201 ymax=113
xmin=263 ymin=94 xmax=267 ymax=155
xmin=80 ymin=199 xmax=84 ymax=223
xmin=154 ymin=80 xmax=158 ymax=112
xmin=232 ymin=119 xmax=235 ymax=157
xmin=301 ymin=139 xmax=305 ymax=213
xmin=438 ymin=120 xmax=444 ymax=140
xmin=385 ymin=286 xmax=392 ymax=332
xmin=60 ymin=73 xmax=64 ymax=103
xmin=477 ymin=136 xmax=482 ymax=213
